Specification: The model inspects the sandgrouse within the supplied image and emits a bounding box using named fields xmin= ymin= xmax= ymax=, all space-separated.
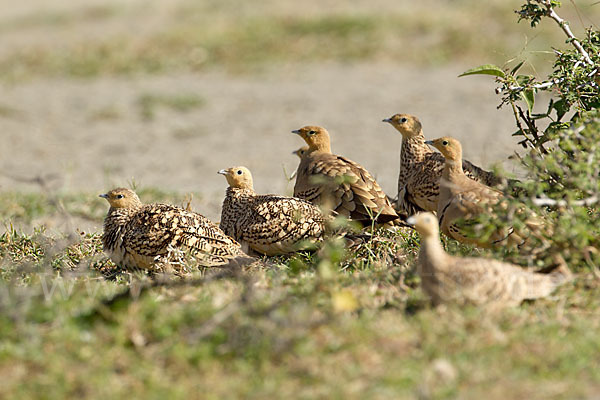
xmin=292 ymin=125 xmax=398 ymax=226
xmin=383 ymin=114 xmax=506 ymax=218
xmin=407 ymin=212 xmax=570 ymax=308
xmin=290 ymin=146 xmax=310 ymax=180
xmin=426 ymin=137 xmax=523 ymax=247
xmin=100 ymin=188 xmax=251 ymax=273
xmin=218 ymin=166 xmax=326 ymax=255
xmin=292 ymin=146 xmax=310 ymax=160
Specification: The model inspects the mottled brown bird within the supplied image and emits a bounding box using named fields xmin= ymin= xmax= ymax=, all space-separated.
xmin=292 ymin=125 xmax=399 ymax=226
xmin=219 ymin=166 xmax=326 ymax=256
xmin=383 ymin=114 xmax=505 ymax=218
xmin=426 ymin=137 xmax=521 ymax=247
xmin=292 ymin=146 xmax=310 ymax=159
xmin=289 ymin=146 xmax=310 ymax=180
xmin=100 ymin=188 xmax=251 ymax=273
xmin=407 ymin=212 xmax=570 ymax=308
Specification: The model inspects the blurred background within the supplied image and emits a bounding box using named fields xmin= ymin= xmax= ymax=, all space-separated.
xmin=0 ymin=0 xmax=598 ymax=228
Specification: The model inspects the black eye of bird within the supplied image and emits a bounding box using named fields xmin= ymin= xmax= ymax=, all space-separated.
xmin=400 ymin=117 xmax=407 ymax=123
xmin=237 ymin=170 xmax=243 ymax=175
xmin=308 ymin=130 xmax=316 ymax=135
xmin=442 ymin=140 xmax=448 ymax=146
xmin=116 ymin=194 xmax=124 ymax=199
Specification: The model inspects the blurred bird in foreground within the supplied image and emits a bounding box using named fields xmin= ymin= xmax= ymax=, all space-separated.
xmin=408 ymin=212 xmax=571 ymax=308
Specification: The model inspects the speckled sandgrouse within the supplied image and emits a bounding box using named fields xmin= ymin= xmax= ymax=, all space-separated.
xmin=218 ymin=166 xmax=326 ymax=255
xmin=407 ymin=212 xmax=570 ymax=308
xmin=292 ymin=125 xmax=398 ymax=226
xmin=100 ymin=188 xmax=251 ymax=273
xmin=383 ymin=113 xmax=507 ymax=218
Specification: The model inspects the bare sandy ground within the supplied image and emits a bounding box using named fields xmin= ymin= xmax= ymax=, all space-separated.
xmin=0 ymin=63 xmax=521 ymax=227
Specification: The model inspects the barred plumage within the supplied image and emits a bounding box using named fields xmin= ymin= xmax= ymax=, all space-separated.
xmin=383 ymin=114 xmax=507 ymax=219
xmin=100 ymin=188 xmax=251 ymax=273
xmin=292 ymin=125 xmax=399 ymax=226
xmin=408 ymin=213 xmax=570 ymax=308
xmin=218 ymin=166 xmax=326 ymax=256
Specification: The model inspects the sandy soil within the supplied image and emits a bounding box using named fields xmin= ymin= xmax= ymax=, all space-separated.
xmin=0 ymin=63 xmax=521 ymax=227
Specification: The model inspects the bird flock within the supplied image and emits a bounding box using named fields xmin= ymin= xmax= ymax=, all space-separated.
xmin=100 ymin=114 xmax=571 ymax=308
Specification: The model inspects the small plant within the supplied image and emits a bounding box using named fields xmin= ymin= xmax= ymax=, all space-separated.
xmin=460 ymin=0 xmax=600 ymax=271
xmin=461 ymin=0 xmax=599 ymax=153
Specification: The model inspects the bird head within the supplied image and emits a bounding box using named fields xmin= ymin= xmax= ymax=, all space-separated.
xmin=382 ymin=114 xmax=422 ymax=138
xmin=291 ymin=126 xmax=331 ymax=152
xmin=424 ymin=136 xmax=462 ymax=162
xmin=99 ymin=188 xmax=142 ymax=209
xmin=218 ymin=166 xmax=254 ymax=190
xmin=406 ymin=212 xmax=439 ymax=238
xmin=292 ymin=146 xmax=310 ymax=159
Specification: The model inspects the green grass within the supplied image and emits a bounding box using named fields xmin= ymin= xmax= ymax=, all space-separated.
xmin=0 ymin=0 xmax=597 ymax=81
xmin=0 ymin=188 xmax=195 ymax=225
xmin=0 ymin=189 xmax=598 ymax=399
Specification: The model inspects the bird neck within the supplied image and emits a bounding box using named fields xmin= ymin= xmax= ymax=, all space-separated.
xmin=108 ymin=203 xmax=141 ymax=216
xmin=419 ymin=234 xmax=449 ymax=272
xmin=401 ymin=132 xmax=430 ymax=163
xmin=227 ymin=187 xmax=255 ymax=199
xmin=310 ymin=144 xmax=331 ymax=154
xmin=442 ymin=158 xmax=464 ymax=180
xmin=398 ymin=133 xmax=429 ymax=183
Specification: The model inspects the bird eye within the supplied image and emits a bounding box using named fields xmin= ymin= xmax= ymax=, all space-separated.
xmin=442 ymin=140 xmax=448 ymax=146
xmin=116 ymin=194 xmax=124 ymax=199
xmin=400 ymin=117 xmax=407 ymax=123
xmin=308 ymin=130 xmax=316 ymax=135
xmin=237 ymin=170 xmax=243 ymax=175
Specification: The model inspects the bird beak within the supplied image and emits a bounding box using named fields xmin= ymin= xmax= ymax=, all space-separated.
xmin=425 ymin=140 xmax=434 ymax=146
xmin=217 ymin=169 xmax=228 ymax=175
xmin=99 ymin=193 xmax=108 ymax=199
xmin=406 ymin=216 xmax=417 ymax=226
xmin=382 ymin=118 xmax=392 ymax=123
xmin=291 ymin=150 xmax=297 ymax=155
xmin=291 ymin=129 xmax=301 ymax=135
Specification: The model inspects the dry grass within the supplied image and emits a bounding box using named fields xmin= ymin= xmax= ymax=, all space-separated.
xmin=0 ymin=189 xmax=598 ymax=399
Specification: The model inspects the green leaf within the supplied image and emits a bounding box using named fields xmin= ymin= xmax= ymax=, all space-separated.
xmin=458 ymin=64 xmax=505 ymax=78
xmin=521 ymin=89 xmax=535 ymax=114
xmin=510 ymin=61 xmax=525 ymax=76
xmin=516 ymin=74 xmax=534 ymax=85
xmin=552 ymin=99 xmax=569 ymax=121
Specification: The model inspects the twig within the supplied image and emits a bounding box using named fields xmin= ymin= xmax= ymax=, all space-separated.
xmin=497 ymin=79 xmax=563 ymax=94
xmin=542 ymin=0 xmax=594 ymax=65
xmin=531 ymin=195 xmax=599 ymax=207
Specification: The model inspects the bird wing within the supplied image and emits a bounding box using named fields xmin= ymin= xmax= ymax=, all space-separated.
xmin=125 ymin=204 xmax=245 ymax=265
xmin=331 ymin=155 xmax=398 ymax=222
xmin=238 ymin=195 xmax=325 ymax=255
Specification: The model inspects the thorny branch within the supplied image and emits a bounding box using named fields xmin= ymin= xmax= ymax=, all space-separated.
xmin=531 ymin=195 xmax=599 ymax=207
xmin=541 ymin=0 xmax=594 ymax=65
